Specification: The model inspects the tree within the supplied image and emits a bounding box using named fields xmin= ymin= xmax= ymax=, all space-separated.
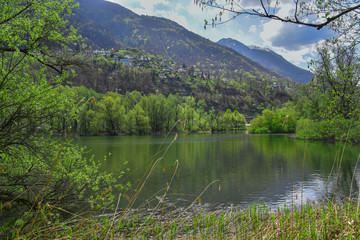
xmin=184 ymin=96 xmax=197 ymax=131
xmin=141 ymin=94 xmax=168 ymax=133
xmin=165 ymin=94 xmax=184 ymax=132
xmin=126 ymin=104 xmax=151 ymax=135
xmin=0 ymin=0 xmax=80 ymax=156
xmin=222 ymin=109 xmax=234 ymax=130
xmin=0 ymin=0 xmax=122 ymax=219
xmin=308 ymin=42 xmax=360 ymax=119
xmin=124 ymin=91 xmax=143 ymax=112
xmin=231 ymin=110 xmax=247 ymax=130
xmin=71 ymin=86 xmax=104 ymax=135
xmin=98 ymin=92 xmax=126 ymax=135
xmin=248 ymin=107 xmax=296 ymax=134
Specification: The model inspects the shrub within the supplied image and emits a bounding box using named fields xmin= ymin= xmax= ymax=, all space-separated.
xmin=248 ymin=108 xmax=296 ymax=134
xmin=296 ymin=118 xmax=360 ymax=143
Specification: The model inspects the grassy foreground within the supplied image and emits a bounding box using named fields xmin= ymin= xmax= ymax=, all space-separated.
xmin=8 ymin=200 xmax=360 ymax=239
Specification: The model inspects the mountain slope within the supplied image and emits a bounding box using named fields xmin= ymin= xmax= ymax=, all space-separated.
xmin=73 ymin=0 xmax=289 ymax=82
xmin=217 ymin=38 xmax=313 ymax=83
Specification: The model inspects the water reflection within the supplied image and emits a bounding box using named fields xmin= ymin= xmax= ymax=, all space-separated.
xmin=74 ymin=133 xmax=360 ymax=209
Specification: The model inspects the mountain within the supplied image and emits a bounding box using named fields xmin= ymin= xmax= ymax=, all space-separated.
xmin=217 ymin=38 xmax=313 ymax=83
xmin=73 ymin=0 xmax=289 ymax=82
xmin=65 ymin=0 xmax=298 ymax=114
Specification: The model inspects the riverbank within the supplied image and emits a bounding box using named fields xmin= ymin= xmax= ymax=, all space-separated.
xmin=8 ymin=201 xmax=360 ymax=239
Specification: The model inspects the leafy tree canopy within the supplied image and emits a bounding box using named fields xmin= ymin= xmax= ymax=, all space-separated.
xmin=0 ymin=0 xmax=125 ymax=222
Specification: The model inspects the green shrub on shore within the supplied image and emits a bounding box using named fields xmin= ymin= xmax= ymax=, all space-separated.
xmin=248 ymin=106 xmax=297 ymax=134
xmin=296 ymin=118 xmax=360 ymax=143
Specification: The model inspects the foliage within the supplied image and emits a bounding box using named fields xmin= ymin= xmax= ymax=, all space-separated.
xmin=248 ymin=105 xmax=297 ymax=134
xmin=296 ymin=118 xmax=360 ymax=143
xmin=97 ymin=92 xmax=126 ymax=135
xmin=309 ymin=42 xmax=360 ymax=119
xmin=59 ymin=87 xmax=251 ymax=135
xmin=291 ymin=41 xmax=360 ymax=142
xmin=141 ymin=94 xmax=168 ymax=133
xmin=0 ymin=0 xmax=126 ymax=220
xmin=217 ymin=109 xmax=247 ymax=131
xmin=126 ymin=104 xmax=151 ymax=135
xmin=1 ymin=141 xmax=123 ymax=209
xmin=0 ymin=0 xmax=79 ymax=156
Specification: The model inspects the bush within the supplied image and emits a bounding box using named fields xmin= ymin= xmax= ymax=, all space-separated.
xmin=296 ymin=118 xmax=360 ymax=143
xmin=1 ymin=140 xmax=127 ymax=211
xmin=217 ymin=109 xmax=247 ymax=131
xmin=248 ymin=108 xmax=296 ymax=134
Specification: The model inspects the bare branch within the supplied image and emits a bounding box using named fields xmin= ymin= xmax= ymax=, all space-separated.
xmin=199 ymin=0 xmax=360 ymax=30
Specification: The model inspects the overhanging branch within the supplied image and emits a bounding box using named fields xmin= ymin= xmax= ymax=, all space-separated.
xmin=199 ymin=1 xmax=360 ymax=30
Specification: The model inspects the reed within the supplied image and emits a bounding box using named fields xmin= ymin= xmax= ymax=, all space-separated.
xmin=5 ymin=200 xmax=360 ymax=239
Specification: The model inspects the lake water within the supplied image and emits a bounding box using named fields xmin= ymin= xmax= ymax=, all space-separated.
xmin=74 ymin=133 xmax=360 ymax=210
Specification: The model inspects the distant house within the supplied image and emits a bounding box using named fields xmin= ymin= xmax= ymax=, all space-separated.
xmin=112 ymin=53 xmax=121 ymax=62
xmin=178 ymin=68 xmax=187 ymax=73
xmin=271 ymin=83 xmax=285 ymax=90
xmin=120 ymin=59 xmax=133 ymax=66
xmin=124 ymin=55 xmax=134 ymax=60
xmin=93 ymin=50 xmax=111 ymax=55
xmin=159 ymin=74 xmax=167 ymax=79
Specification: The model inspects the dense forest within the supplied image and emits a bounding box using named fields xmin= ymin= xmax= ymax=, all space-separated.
xmin=54 ymin=86 xmax=248 ymax=136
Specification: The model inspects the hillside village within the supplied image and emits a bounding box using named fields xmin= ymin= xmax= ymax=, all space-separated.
xmin=83 ymin=47 xmax=290 ymax=91
xmin=85 ymin=48 xmax=204 ymax=78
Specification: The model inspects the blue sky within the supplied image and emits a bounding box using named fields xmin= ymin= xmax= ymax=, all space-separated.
xmin=106 ymin=0 xmax=333 ymax=69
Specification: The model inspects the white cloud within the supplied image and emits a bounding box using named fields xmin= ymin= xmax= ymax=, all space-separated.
xmin=260 ymin=19 xmax=283 ymax=46
xmin=257 ymin=2 xmax=334 ymax=68
xmin=155 ymin=10 xmax=191 ymax=29
xmin=141 ymin=0 xmax=169 ymax=10
xmin=106 ymin=0 xmax=169 ymax=15
xmin=260 ymin=20 xmax=317 ymax=68
xmin=249 ymin=25 xmax=257 ymax=33
xmin=278 ymin=47 xmax=314 ymax=67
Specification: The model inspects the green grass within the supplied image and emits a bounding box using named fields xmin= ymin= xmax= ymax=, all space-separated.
xmin=6 ymin=200 xmax=360 ymax=239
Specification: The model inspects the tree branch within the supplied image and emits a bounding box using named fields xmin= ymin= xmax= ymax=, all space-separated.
xmin=200 ymin=1 xmax=360 ymax=30
xmin=0 ymin=2 xmax=33 ymax=25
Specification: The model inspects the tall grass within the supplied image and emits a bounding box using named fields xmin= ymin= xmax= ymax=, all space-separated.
xmin=6 ymin=200 xmax=360 ymax=239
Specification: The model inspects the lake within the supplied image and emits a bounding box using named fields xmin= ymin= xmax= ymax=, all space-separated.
xmin=74 ymin=133 xmax=360 ymax=210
